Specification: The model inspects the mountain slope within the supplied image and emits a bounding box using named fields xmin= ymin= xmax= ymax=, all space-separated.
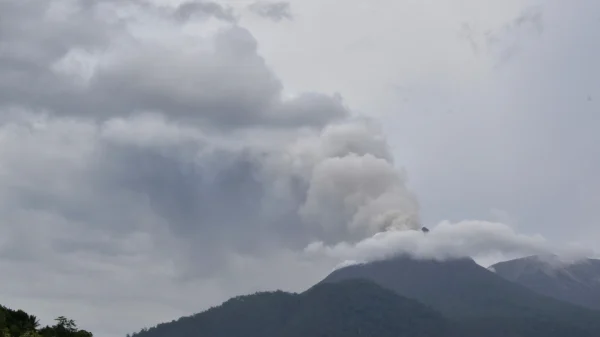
xmin=130 ymin=256 xmax=600 ymax=337
xmin=284 ymin=280 xmax=452 ymax=337
xmin=130 ymin=279 xmax=454 ymax=337
xmin=491 ymin=255 xmax=600 ymax=310
xmin=321 ymin=255 xmax=600 ymax=335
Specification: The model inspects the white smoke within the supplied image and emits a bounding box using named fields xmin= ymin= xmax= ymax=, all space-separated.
xmin=256 ymin=119 xmax=421 ymax=244
xmin=304 ymin=220 xmax=595 ymax=266
xmin=0 ymin=0 xmax=593 ymax=276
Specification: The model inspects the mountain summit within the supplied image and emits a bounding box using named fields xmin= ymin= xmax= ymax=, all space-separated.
xmin=321 ymin=255 xmax=594 ymax=318
xmin=321 ymin=254 xmax=600 ymax=336
xmin=490 ymin=255 xmax=600 ymax=310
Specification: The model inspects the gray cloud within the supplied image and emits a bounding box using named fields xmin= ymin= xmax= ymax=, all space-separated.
xmin=2 ymin=1 xmax=599 ymax=337
xmin=173 ymin=1 xmax=237 ymax=22
xmin=248 ymin=1 xmax=293 ymax=22
xmin=307 ymin=221 xmax=594 ymax=268
xmin=0 ymin=0 xmax=420 ymax=325
xmin=0 ymin=0 xmax=336 ymax=129
xmin=458 ymin=5 xmax=544 ymax=66
xmin=0 ymin=2 xmax=360 ymax=331
xmin=0 ymin=110 xmax=419 ymax=334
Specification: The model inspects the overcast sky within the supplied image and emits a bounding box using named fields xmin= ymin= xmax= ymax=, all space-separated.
xmin=0 ymin=1 xmax=599 ymax=336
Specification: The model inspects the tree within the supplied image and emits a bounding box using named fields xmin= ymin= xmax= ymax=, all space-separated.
xmin=20 ymin=331 xmax=42 ymax=337
xmin=38 ymin=316 xmax=92 ymax=337
xmin=0 ymin=305 xmax=92 ymax=337
xmin=54 ymin=317 xmax=77 ymax=333
xmin=24 ymin=316 xmax=39 ymax=332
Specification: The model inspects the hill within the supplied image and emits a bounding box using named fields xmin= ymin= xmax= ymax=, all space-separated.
xmin=491 ymin=255 xmax=600 ymax=310
xmin=129 ymin=279 xmax=455 ymax=337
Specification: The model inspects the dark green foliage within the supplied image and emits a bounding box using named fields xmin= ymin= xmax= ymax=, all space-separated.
xmin=0 ymin=305 xmax=92 ymax=337
xmin=38 ymin=316 xmax=93 ymax=337
xmin=130 ymin=280 xmax=454 ymax=337
xmin=0 ymin=305 xmax=40 ymax=337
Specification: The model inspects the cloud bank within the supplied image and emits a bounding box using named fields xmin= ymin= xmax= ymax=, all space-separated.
xmin=307 ymin=220 xmax=595 ymax=269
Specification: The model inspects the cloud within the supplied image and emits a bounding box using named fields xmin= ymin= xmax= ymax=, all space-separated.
xmin=0 ymin=0 xmax=338 ymax=128
xmin=0 ymin=1 xmax=421 ymax=333
xmin=248 ymin=1 xmax=293 ymax=22
xmin=458 ymin=5 xmax=544 ymax=66
xmin=305 ymin=220 xmax=596 ymax=267
xmin=173 ymin=1 xmax=237 ymax=22
xmin=0 ymin=112 xmax=419 ymax=258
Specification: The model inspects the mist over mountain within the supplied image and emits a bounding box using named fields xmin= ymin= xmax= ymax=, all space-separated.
xmin=491 ymin=255 xmax=600 ymax=310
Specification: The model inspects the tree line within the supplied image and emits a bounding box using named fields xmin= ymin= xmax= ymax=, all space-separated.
xmin=0 ymin=305 xmax=92 ymax=337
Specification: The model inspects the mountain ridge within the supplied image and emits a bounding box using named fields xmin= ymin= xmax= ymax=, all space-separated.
xmin=491 ymin=255 xmax=600 ymax=310
xmin=129 ymin=254 xmax=600 ymax=337
xmin=129 ymin=279 xmax=455 ymax=337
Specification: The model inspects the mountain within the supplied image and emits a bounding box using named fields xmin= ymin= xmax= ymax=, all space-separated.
xmin=129 ymin=279 xmax=455 ymax=337
xmin=130 ymin=255 xmax=600 ymax=337
xmin=490 ymin=255 xmax=600 ymax=310
xmin=321 ymin=255 xmax=600 ymax=336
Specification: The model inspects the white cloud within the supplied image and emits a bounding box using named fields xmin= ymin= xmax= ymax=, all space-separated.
xmin=305 ymin=220 xmax=596 ymax=267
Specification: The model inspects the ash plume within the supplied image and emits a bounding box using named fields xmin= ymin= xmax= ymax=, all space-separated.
xmin=0 ymin=0 xmax=421 ymax=280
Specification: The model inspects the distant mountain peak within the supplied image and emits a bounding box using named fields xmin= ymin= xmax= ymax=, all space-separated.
xmin=491 ymin=255 xmax=595 ymax=278
xmin=491 ymin=255 xmax=600 ymax=310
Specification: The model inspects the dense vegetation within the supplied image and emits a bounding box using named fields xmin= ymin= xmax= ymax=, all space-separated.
xmin=0 ymin=305 xmax=92 ymax=337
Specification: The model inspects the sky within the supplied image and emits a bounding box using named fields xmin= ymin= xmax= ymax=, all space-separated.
xmin=0 ymin=0 xmax=599 ymax=336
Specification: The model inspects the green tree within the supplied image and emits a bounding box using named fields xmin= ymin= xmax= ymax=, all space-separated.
xmin=0 ymin=305 xmax=92 ymax=337
xmin=54 ymin=317 xmax=77 ymax=333
xmin=20 ymin=330 xmax=42 ymax=337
